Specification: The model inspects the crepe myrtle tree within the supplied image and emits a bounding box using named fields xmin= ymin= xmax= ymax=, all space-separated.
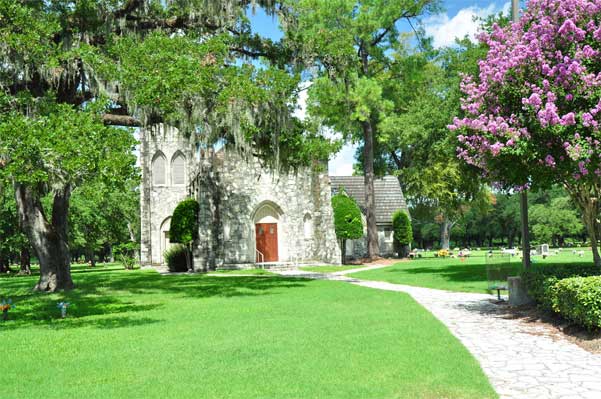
xmin=450 ymin=0 xmax=601 ymax=267
xmin=169 ymin=199 xmax=200 ymax=272
xmin=331 ymin=190 xmax=364 ymax=264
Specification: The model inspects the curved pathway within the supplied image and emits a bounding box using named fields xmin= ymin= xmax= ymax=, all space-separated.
xmin=277 ymin=267 xmax=601 ymax=399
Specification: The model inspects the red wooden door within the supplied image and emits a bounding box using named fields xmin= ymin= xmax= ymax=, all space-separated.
xmin=256 ymin=223 xmax=278 ymax=262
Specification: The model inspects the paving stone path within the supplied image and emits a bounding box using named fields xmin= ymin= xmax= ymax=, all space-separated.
xmin=277 ymin=267 xmax=601 ymax=399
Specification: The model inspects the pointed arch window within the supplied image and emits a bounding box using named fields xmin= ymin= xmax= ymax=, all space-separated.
xmin=152 ymin=152 xmax=167 ymax=186
xmin=171 ymin=153 xmax=186 ymax=186
xmin=303 ymin=213 xmax=313 ymax=239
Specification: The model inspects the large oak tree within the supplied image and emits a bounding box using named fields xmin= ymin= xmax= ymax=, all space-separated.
xmin=0 ymin=0 xmax=327 ymax=291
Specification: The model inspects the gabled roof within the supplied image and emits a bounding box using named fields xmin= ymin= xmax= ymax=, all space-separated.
xmin=329 ymin=176 xmax=408 ymax=225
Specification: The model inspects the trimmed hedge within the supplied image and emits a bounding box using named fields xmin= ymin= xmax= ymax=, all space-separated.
xmin=164 ymin=244 xmax=188 ymax=272
xmin=522 ymin=263 xmax=601 ymax=329
xmin=392 ymin=210 xmax=412 ymax=246
xmin=331 ymin=191 xmax=363 ymax=240
xmin=522 ymin=263 xmax=600 ymax=310
xmin=553 ymin=277 xmax=601 ymax=329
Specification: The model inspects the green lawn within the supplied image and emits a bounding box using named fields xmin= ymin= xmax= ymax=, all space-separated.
xmin=0 ymin=266 xmax=496 ymax=398
xmin=299 ymin=265 xmax=363 ymax=273
xmin=209 ymin=268 xmax=275 ymax=275
xmin=351 ymin=249 xmax=595 ymax=294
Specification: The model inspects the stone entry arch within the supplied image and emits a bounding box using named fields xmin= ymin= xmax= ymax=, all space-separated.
xmin=159 ymin=217 xmax=172 ymax=261
xmin=253 ymin=202 xmax=282 ymax=262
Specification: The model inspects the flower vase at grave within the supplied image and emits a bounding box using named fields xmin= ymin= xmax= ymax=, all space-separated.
xmin=57 ymin=302 xmax=69 ymax=319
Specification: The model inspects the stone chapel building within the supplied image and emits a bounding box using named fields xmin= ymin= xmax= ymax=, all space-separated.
xmin=139 ymin=124 xmax=408 ymax=270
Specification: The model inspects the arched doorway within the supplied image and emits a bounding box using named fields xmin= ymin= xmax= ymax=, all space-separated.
xmin=253 ymin=202 xmax=281 ymax=262
xmin=159 ymin=217 xmax=172 ymax=261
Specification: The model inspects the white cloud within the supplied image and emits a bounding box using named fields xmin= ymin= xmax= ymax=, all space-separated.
xmin=424 ymin=2 xmax=510 ymax=48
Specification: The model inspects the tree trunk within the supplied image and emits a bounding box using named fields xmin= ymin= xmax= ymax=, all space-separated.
xmin=520 ymin=191 xmax=531 ymax=269
xmin=14 ymin=184 xmax=74 ymax=291
xmin=108 ymin=243 xmax=115 ymax=263
xmin=440 ymin=217 xmax=452 ymax=250
xmin=362 ymin=120 xmax=380 ymax=259
xmin=186 ymin=242 xmax=193 ymax=272
xmin=358 ymin=43 xmax=379 ymax=261
xmin=19 ymin=247 xmax=31 ymax=275
xmin=566 ymin=183 xmax=601 ymax=268
xmin=341 ymin=239 xmax=346 ymax=265
xmin=582 ymin=201 xmax=601 ymax=267
xmin=86 ymin=247 xmax=96 ymax=267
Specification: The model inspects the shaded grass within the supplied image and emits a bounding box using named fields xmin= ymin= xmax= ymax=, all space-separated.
xmin=299 ymin=265 xmax=363 ymax=273
xmin=351 ymin=249 xmax=595 ymax=294
xmin=0 ymin=267 xmax=496 ymax=399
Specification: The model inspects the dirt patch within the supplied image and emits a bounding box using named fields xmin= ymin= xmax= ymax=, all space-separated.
xmin=490 ymin=301 xmax=601 ymax=354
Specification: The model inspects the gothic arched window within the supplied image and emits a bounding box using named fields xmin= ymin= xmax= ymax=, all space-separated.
xmin=303 ymin=213 xmax=313 ymax=239
xmin=152 ymin=152 xmax=167 ymax=186
xmin=171 ymin=153 xmax=186 ymax=186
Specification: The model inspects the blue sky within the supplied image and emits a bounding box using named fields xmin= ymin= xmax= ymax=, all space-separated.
xmin=248 ymin=1 xmax=512 ymax=176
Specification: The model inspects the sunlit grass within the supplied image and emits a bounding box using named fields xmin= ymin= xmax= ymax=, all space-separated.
xmin=0 ymin=267 xmax=496 ymax=399
xmin=351 ymin=249 xmax=595 ymax=293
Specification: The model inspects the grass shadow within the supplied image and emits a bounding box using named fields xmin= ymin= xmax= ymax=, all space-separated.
xmin=0 ymin=269 xmax=309 ymax=330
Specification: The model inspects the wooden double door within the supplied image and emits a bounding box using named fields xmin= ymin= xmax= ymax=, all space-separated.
xmin=256 ymin=223 xmax=278 ymax=262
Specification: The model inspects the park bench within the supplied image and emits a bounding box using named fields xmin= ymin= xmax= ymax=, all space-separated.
xmin=486 ymin=253 xmax=521 ymax=300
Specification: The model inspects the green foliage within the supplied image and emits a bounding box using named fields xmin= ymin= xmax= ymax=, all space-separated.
xmin=392 ymin=210 xmax=412 ymax=246
xmin=113 ymin=242 xmax=139 ymax=270
xmin=169 ymin=199 xmax=200 ymax=245
xmin=553 ymin=276 xmax=601 ymax=330
xmin=0 ymin=184 xmax=28 ymax=265
xmin=331 ymin=192 xmax=363 ymax=240
xmin=69 ymin=178 xmax=140 ymax=259
xmin=164 ymin=244 xmax=189 ymax=273
xmin=530 ymin=196 xmax=584 ymax=245
xmin=522 ymin=263 xmax=601 ymax=310
xmin=0 ymin=103 xmax=137 ymax=188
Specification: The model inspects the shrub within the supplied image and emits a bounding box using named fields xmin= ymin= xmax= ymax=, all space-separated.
xmin=114 ymin=242 xmax=139 ymax=270
xmin=164 ymin=244 xmax=188 ymax=272
xmin=170 ymin=198 xmax=200 ymax=271
xmin=392 ymin=210 xmax=412 ymax=257
xmin=331 ymin=190 xmax=363 ymax=264
xmin=553 ymin=276 xmax=601 ymax=330
xmin=521 ymin=263 xmax=600 ymax=309
xmin=170 ymin=199 xmax=200 ymax=245
xmin=331 ymin=191 xmax=363 ymax=240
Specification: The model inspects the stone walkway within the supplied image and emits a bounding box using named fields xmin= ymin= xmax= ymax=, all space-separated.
xmin=277 ymin=267 xmax=601 ymax=399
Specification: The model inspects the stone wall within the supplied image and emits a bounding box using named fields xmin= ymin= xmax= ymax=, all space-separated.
xmin=345 ymin=226 xmax=396 ymax=260
xmin=191 ymin=149 xmax=341 ymax=269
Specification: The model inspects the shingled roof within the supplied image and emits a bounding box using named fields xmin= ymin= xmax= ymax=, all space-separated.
xmin=329 ymin=176 xmax=408 ymax=225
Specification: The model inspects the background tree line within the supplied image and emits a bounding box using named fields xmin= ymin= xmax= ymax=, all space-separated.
xmin=411 ymin=186 xmax=585 ymax=250
xmin=0 ymin=176 xmax=139 ymax=272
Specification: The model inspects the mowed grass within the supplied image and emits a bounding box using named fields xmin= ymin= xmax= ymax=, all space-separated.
xmin=299 ymin=265 xmax=363 ymax=273
xmin=351 ymin=249 xmax=595 ymax=294
xmin=208 ymin=268 xmax=275 ymax=275
xmin=0 ymin=265 xmax=496 ymax=399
